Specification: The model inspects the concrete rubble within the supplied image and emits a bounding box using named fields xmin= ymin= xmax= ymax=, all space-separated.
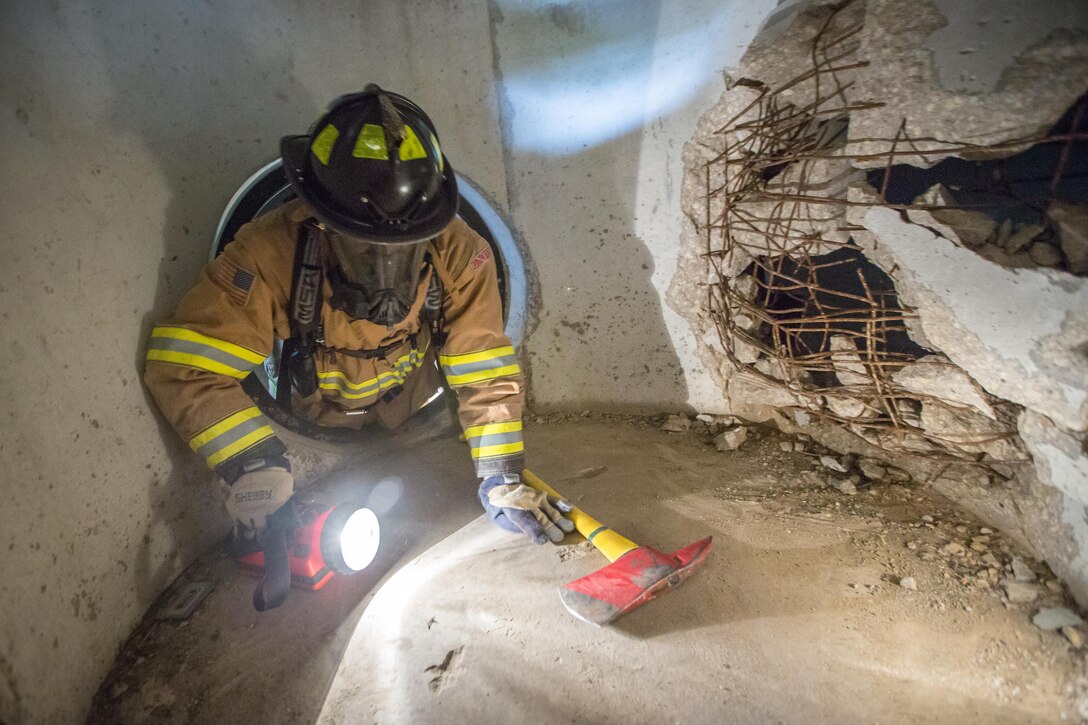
xmin=660 ymin=414 xmax=693 ymax=432
xmin=1048 ymin=202 xmax=1088 ymax=274
xmin=1032 ymin=607 xmax=1084 ymax=632
xmin=848 ymin=0 xmax=1088 ymax=167
xmin=891 ymin=355 xmax=995 ymax=419
xmin=714 ymin=426 xmax=749 ymax=451
xmin=674 ymin=0 xmax=1088 ymax=606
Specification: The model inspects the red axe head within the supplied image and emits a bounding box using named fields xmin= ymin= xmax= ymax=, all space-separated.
xmin=559 ymin=536 xmax=712 ymax=626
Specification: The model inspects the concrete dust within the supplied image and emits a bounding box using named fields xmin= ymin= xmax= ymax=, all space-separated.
xmin=88 ymin=417 xmax=1086 ymax=723
xmin=86 ymin=426 xmax=486 ymax=725
xmin=320 ymin=418 xmax=1087 ymax=724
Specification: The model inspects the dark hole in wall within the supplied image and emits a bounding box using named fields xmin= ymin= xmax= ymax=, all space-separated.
xmin=747 ymin=245 xmax=930 ymax=389
xmin=870 ymin=91 xmax=1088 ymax=210
xmin=866 ymin=90 xmax=1088 ymax=274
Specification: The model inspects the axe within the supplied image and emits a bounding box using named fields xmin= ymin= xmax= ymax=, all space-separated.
xmin=522 ymin=469 xmax=712 ymax=626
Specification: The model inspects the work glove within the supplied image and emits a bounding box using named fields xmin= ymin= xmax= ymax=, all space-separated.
xmin=226 ymin=467 xmax=294 ymax=531
xmin=478 ymin=473 xmax=575 ymax=544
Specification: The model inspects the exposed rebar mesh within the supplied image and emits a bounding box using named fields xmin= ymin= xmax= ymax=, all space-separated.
xmin=701 ymin=0 xmax=1087 ymax=462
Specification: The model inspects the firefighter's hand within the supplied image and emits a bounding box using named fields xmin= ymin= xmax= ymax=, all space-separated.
xmin=226 ymin=468 xmax=294 ymax=530
xmin=478 ymin=473 xmax=575 ymax=544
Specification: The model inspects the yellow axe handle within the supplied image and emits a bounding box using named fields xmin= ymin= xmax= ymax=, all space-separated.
xmin=522 ymin=469 xmax=639 ymax=563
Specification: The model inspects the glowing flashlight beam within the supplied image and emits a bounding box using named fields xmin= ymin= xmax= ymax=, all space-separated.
xmin=338 ymin=508 xmax=381 ymax=572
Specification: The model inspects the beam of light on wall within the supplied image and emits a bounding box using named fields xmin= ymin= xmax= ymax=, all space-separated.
xmin=498 ymin=2 xmax=731 ymax=155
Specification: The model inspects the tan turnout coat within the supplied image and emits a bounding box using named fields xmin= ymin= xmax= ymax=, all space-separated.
xmin=144 ymin=199 xmax=525 ymax=480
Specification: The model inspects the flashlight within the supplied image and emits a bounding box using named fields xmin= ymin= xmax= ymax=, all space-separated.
xmin=237 ymin=500 xmax=380 ymax=595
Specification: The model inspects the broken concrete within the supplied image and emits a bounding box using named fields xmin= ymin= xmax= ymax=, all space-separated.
xmin=1018 ymin=411 xmax=1088 ymax=603
xmin=849 ymin=0 xmax=1088 ymax=166
xmin=859 ymin=207 xmax=1088 ymax=434
xmin=1048 ymin=202 xmax=1088 ymax=275
xmin=891 ymin=355 xmax=996 ymax=420
xmin=674 ymin=0 xmax=1088 ymax=610
xmin=910 ymin=184 xmax=996 ymax=248
xmin=714 ymin=426 xmax=749 ymax=451
xmin=1033 ymin=607 xmax=1085 ymax=632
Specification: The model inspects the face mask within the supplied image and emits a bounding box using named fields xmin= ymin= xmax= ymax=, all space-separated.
xmin=328 ymin=233 xmax=427 ymax=327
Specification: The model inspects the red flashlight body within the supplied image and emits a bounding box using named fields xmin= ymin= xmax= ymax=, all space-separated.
xmin=237 ymin=503 xmax=337 ymax=591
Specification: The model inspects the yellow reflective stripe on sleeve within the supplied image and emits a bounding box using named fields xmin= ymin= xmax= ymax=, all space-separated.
xmin=440 ymin=346 xmax=521 ymax=386
xmin=439 ymin=346 xmax=516 ymax=367
xmin=353 ymin=124 xmax=389 ymax=160
xmin=470 ymin=441 xmax=525 ymax=460
xmin=445 ymin=364 xmax=521 ymax=387
xmin=188 ymin=407 xmax=276 ymax=468
xmin=466 ymin=420 xmax=523 ymax=460
xmin=311 ymin=124 xmax=340 ymax=165
xmin=145 ymin=349 xmax=248 ymax=379
xmin=189 ymin=407 xmax=264 ymax=450
xmin=399 ymin=125 xmax=427 ymax=161
xmin=205 ymin=425 xmax=276 ymax=467
xmin=146 ymin=326 xmax=265 ymax=379
xmin=464 ymin=420 xmax=522 ymax=439
xmin=150 ymin=327 xmax=266 ymax=364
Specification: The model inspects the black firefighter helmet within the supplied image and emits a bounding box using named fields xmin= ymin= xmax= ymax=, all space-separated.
xmin=281 ymin=85 xmax=458 ymax=326
xmin=281 ymin=84 xmax=458 ymax=242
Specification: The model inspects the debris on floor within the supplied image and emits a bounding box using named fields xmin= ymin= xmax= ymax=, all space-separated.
xmin=92 ymin=415 xmax=1088 ymax=724
xmin=319 ymin=416 xmax=1088 ymax=724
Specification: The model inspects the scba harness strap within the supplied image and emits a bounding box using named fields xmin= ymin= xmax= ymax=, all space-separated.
xmin=278 ymin=218 xmax=445 ymax=410
xmin=278 ymin=219 xmax=324 ymax=407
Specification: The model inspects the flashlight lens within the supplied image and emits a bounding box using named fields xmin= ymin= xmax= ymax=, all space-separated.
xmin=338 ymin=507 xmax=380 ymax=571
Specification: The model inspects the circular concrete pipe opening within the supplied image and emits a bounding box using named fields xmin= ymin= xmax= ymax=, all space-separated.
xmin=211 ymin=159 xmax=526 ymax=443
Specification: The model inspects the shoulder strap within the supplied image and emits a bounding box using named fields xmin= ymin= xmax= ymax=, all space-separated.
xmin=280 ymin=218 xmax=324 ymax=401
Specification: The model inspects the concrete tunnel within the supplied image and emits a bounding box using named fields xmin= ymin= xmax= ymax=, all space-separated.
xmin=2 ymin=0 xmax=1088 ymax=722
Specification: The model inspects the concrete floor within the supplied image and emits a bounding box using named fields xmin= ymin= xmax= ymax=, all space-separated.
xmin=91 ymin=418 xmax=1086 ymax=723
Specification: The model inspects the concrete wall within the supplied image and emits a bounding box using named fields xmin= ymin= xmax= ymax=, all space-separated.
xmin=494 ymin=0 xmax=775 ymax=413
xmin=0 ymin=2 xmax=503 ymax=722
xmin=0 ymin=1 xmax=776 ymax=721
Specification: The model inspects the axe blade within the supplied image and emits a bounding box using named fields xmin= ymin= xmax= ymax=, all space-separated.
xmin=559 ymin=536 xmax=712 ymax=626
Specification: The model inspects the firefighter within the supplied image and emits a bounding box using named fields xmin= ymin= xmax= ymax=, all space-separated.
xmin=144 ymin=86 xmax=572 ymax=545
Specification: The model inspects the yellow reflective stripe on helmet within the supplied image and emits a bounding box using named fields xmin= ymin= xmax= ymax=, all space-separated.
xmin=353 ymin=124 xmax=389 ymax=160
xmin=146 ymin=326 xmax=265 ymax=379
xmin=470 ymin=441 xmax=525 ymax=460
xmin=399 ymin=125 xmax=427 ymax=161
xmin=188 ymin=407 xmax=276 ymax=468
xmin=430 ymin=133 xmax=444 ymax=172
xmin=311 ymin=124 xmax=340 ymax=165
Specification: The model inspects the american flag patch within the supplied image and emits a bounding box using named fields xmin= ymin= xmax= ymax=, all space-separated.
xmin=232 ymin=268 xmax=254 ymax=292
xmin=211 ymin=256 xmax=255 ymax=306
